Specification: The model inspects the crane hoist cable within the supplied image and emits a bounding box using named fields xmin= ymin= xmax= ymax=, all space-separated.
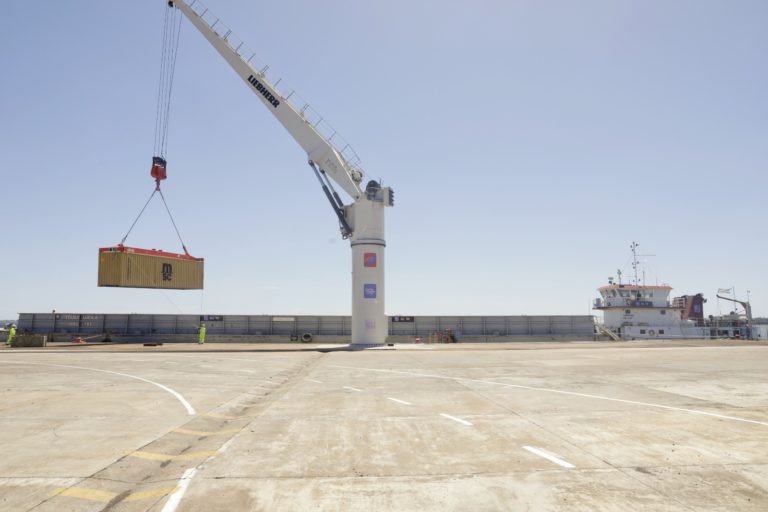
xmin=154 ymin=4 xmax=182 ymax=162
xmin=119 ymin=187 xmax=189 ymax=256
xmin=120 ymin=5 xmax=191 ymax=256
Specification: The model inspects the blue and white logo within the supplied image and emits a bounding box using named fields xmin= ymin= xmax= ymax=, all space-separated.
xmin=364 ymin=283 xmax=377 ymax=299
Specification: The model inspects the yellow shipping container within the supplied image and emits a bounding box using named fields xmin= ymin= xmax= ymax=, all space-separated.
xmin=98 ymin=246 xmax=204 ymax=290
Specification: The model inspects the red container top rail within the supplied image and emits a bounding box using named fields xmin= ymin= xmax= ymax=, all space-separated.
xmin=99 ymin=244 xmax=204 ymax=261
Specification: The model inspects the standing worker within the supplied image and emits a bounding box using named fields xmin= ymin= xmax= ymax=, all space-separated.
xmin=198 ymin=323 xmax=206 ymax=345
xmin=6 ymin=324 xmax=17 ymax=347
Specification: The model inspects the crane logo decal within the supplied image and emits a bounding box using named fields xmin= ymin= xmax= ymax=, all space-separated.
xmin=364 ymin=284 xmax=377 ymax=299
xmin=247 ymin=75 xmax=280 ymax=108
xmin=364 ymin=253 xmax=377 ymax=268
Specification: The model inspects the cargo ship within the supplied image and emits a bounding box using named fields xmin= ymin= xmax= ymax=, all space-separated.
xmin=593 ymin=243 xmax=754 ymax=340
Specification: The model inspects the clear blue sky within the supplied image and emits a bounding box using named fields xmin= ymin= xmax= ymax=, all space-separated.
xmin=1 ymin=0 xmax=766 ymax=320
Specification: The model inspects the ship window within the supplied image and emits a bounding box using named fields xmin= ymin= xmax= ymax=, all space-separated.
xmin=619 ymin=290 xmax=630 ymax=298
xmin=659 ymin=329 xmax=665 ymax=334
xmin=660 ymin=310 xmax=666 ymax=315
xmin=640 ymin=329 xmax=646 ymax=334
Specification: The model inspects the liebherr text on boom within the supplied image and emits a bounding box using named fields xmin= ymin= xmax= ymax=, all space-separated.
xmin=169 ymin=0 xmax=394 ymax=345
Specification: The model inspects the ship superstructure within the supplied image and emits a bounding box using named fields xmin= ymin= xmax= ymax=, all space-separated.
xmin=594 ymin=284 xmax=708 ymax=339
xmin=593 ymin=242 xmax=710 ymax=340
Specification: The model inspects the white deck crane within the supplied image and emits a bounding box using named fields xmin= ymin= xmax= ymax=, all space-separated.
xmin=169 ymin=0 xmax=393 ymax=345
xmin=716 ymin=294 xmax=753 ymax=339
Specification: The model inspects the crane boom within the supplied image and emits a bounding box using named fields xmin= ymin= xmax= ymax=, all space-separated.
xmin=716 ymin=294 xmax=753 ymax=324
xmin=170 ymin=0 xmax=362 ymax=200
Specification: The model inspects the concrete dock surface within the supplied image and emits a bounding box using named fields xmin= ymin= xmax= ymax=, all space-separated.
xmin=1 ymin=340 xmax=767 ymax=511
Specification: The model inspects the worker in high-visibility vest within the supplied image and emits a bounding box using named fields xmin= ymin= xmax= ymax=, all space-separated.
xmin=6 ymin=324 xmax=16 ymax=346
xmin=198 ymin=323 xmax=206 ymax=345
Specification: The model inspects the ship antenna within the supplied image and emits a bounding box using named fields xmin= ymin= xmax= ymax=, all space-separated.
xmin=630 ymin=241 xmax=639 ymax=286
xmin=637 ymin=253 xmax=656 ymax=287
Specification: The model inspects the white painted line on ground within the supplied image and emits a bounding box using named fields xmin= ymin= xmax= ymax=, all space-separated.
xmin=185 ymin=364 xmax=259 ymax=377
xmin=306 ymin=378 xmax=324 ymax=384
xmin=218 ymin=436 xmax=237 ymax=454
xmin=330 ymin=364 xmax=768 ymax=428
xmin=161 ymin=409 xmax=242 ymax=511
xmin=160 ymin=468 xmax=196 ymax=512
xmin=523 ymin=446 xmax=575 ymax=469
xmin=387 ymin=397 xmax=412 ymax=405
xmin=343 ymin=386 xmax=363 ymax=392
xmin=0 ymin=361 xmax=196 ymax=415
xmin=440 ymin=413 xmax=473 ymax=426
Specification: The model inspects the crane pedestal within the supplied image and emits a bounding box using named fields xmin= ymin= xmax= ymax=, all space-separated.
xmin=349 ymin=197 xmax=387 ymax=346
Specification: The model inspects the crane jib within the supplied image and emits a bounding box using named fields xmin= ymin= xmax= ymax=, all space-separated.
xmin=247 ymin=75 xmax=280 ymax=108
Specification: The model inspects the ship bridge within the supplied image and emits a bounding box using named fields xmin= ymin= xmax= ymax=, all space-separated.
xmin=594 ymin=284 xmax=672 ymax=309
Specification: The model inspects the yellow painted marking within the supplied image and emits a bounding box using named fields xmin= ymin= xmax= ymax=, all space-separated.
xmin=173 ymin=427 xmax=241 ymax=437
xmin=52 ymin=487 xmax=116 ymax=502
xmin=127 ymin=450 xmax=219 ymax=461
xmin=124 ymin=486 xmax=179 ymax=501
xmin=204 ymin=412 xmax=257 ymax=420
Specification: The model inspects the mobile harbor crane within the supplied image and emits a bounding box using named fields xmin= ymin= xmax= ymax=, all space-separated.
xmin=169 ymin=0 xmax=393 ymax=345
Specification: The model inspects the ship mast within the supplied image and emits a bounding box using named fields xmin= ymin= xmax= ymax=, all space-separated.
xmin=630 ymin=241 xmax=640 ymax=285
